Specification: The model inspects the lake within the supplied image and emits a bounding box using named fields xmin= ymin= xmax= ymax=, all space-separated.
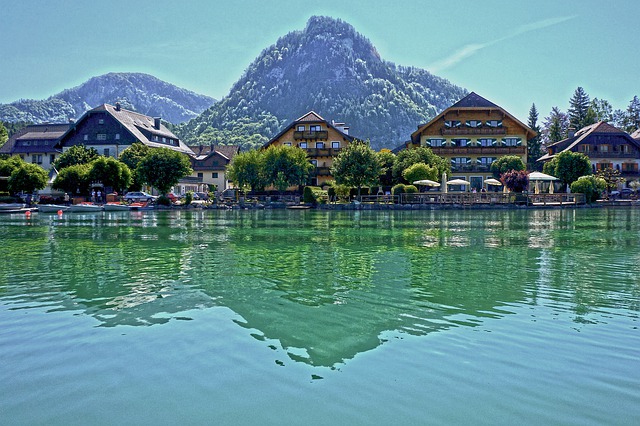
xmin=1 ymin=208 xmax=639 ymax=425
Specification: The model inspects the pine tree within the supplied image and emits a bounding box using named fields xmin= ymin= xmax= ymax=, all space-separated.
xmin=543 ymin=107 xmax=569 ymax=145
xmin=622 ymin=96 xmax=640 ymax=133
xmin=527 ymin=103 xmax=543 ymax=170
xmin=568 ymin=87 xmax=594 ymax=131
xmin=589 ymin=98 xmax=613 ymax=123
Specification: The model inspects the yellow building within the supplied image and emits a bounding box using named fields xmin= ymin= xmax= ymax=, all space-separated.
xmin=410 ymin=92 xmax=537 ymax=190
xmin=263 ymin=111 xmax=360 ymax=186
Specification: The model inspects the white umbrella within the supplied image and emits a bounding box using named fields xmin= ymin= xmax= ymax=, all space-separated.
xmin=413 ymin=179 xmax=440 ymax=187
xmin=442 ymin=172 xmax=448 ymax=193
xmin=446 ymin=179 xmax=471 ymax=186
xmin=484 ymin=178 xmax=502 ymax=186
xmin=529 ymin=171 xmax=558 ymax=181
xmin=549 ymin=182 xmax=554 ymax=194
xmin=534 ymin=180 xmax=540 ymax=194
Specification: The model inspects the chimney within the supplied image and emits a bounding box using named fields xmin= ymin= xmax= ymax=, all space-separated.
xmin=568 ymin=127 xmax=576 ymax=138
xmin=68 ymin=118 xmax=75 ymax=123
xmin=154 ymin=117 xmax=161 ymax=129
xmin=115 ymin=102 xmax=121 ymax=111
xmin=199 ymin=144 xmax=204 ymax=154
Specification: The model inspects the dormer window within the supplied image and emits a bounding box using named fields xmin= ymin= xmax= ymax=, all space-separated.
xmin=310 ymin=125 xmax=321 ymax=131
xmin=466 ymin=120 xmax=482 ymax=128
xmin=444 ymin=120 xmax=461 ymax=128
xmin=486 ymin=120 xmax=503 ymax=128
xmin=297 ymin=125 xmax=305 ymax=131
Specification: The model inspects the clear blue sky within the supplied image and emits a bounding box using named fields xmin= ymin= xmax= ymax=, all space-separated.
xmin=1 ymin=0 xmax=638 ymax=123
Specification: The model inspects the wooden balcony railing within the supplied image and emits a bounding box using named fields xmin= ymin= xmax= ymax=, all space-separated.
xmin=304 ymin=148 xmax=341 ymax=157
xmin=441 ymin=127 xmax=507 ymax=136
xmin=294 ymin=130 xmax=328 ymax=140
xmin=430 ymin=146 xmax=526 ymax=155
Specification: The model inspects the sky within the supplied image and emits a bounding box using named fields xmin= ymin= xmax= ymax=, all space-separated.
xmin=0 ymin=0 xmax=638 ymax=123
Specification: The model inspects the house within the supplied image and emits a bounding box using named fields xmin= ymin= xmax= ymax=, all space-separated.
xmin=188 ymin=144 xmax=239 ymax=192
xmin=0 ymin=123 xmax=70 ymax=170
xmin=409 ymin=92 xmax=537 ymax=190
xmin=56 ymin=103 xmax=194 ymax=158
xmin=263 ymin=111 xmax=360 ymax=186
xmin=538 ymin=121 xmax=640 ymax=181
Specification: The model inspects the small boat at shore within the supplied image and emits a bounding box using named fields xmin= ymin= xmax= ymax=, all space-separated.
xmin=37 ymin=204 xmax=70 ymax=213
xmin=104 ymin=203 xmax=132 ymax=211
xmin=69 ymin=203 xmax=104 ymax=213
xmin=0 ymin=203 xmax=26 ymax=210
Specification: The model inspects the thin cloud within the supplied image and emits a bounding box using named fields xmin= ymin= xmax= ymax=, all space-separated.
xmin=428 ymin=15 xmax=577 ymax=73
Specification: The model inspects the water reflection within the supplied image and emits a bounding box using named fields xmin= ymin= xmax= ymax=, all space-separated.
xmin=1 ymin=208 xmax=639 ymax=367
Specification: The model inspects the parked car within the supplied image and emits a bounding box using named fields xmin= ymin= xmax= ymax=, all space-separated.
xmin=124 ymin=191 xmax=157 ymax=202
xmin=620 ymin=188 xmax=634 ymax=199
xmin=166 ymin=193 xmax=180 ymax=203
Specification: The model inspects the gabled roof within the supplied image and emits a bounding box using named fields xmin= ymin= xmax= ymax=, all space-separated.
xmin=60 ymin=104 xmax=194 ymax=156
xmin=631 ymin=128 xmax=640 ymax=140
xmin=263 ymin=110 xmax=357 ymax=148
xmin=538 ymin=121 xmax=640 ymax=162
xmin=189 ymin=144 xmax=239 ymax=161
xmin=411 ymin=92 xmax=537 ymax=142
xmin=0 ymin=123 xmax=69 ymax=154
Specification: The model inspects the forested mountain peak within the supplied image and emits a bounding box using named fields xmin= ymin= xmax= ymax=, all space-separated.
xmin=178 ymin=16 xmax=467 ymax=150
xmin=0 ymin=72 xmax=215 ymax=125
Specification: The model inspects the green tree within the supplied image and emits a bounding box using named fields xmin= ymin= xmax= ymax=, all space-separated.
xmin=621 ymin=95 xmax=640 ymax=133
xmin=543 ymin=107 xmax=569 ymax=144
xmin=137 ymin=148 xmax=193 ymax=195
xmin=377 ymin=150 xmax=396 ymax=187
xmin=88 ymin=157 xmax=132 ymax=194
xmin=54 ymin=145 xmax=99 ymax=170
xmin=0 ymin=122 xmax=8 ymax=149
xmin=52 ymin=163 xmax=92 ymax=195
xmin=402 ymin=162 xmax=438 ymax=184
xmin=8 ymin=163 xmax=49 ymax=194
xmin=568 ymin=87 xmax=594 ymax=131
xmin=589 ymin=98 xmax=614 ymax=123
xmin=545 ymin=151 xmax=592 ymax=187
xmin=119 ymin=143 xmax=150 ymax=190
xmin=0 ymin=156 xmax=25 ymax=177
xmin=392 ymin=147 xmax=449 ymax=184
xmin=226 ymin=149 xmax=266 ymax=191
xmin=262 ymin=145 xmax=313 ymax=191
xmin=331 ymin=141 xmax=382 ymax=196
xmin=595 ymin=167 xmax=624 ymax=195
xmin=490 ymin=155 xmax=525 ymax=179
xmin=570 ymin=175 xmax=606 ymax=203
xmin=527 ymin=103 xmax=543 ymax=170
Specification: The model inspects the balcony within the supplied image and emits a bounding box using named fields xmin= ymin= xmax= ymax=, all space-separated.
xmin=430 ymin=146 xmax=526 ymax=156
xmin=311 ymin=167 xmax=332 ymax=176
xmin=450 ymin=164 xmax=491 ymax=173
xmin=305 ymin=147 xmax=341 ymax=157
xmin=441 ymin=127 xmax=507 ymax=136
xmin=584 ymin=151 xmax=639 ymax=159
xmin=294 ymin=130 xmax=328 ymax=140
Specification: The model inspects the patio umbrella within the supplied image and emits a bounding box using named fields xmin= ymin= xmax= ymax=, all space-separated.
xmin=549 ymin=182 xmax=554 ymax=194
xmin=484 ymin=178 xmax=502 ymax=186
xmin=413 ymin=179 xmax=440 ymax=187
xmin=534 ymin=180 xmax=540 ymax=194
xmin=446 ymin=179 xmax=471 ymax=186
xmin=529 ymin=171 xmax=558 ymax=181
xmin=442 ymin=172 xmax=448 ymax=193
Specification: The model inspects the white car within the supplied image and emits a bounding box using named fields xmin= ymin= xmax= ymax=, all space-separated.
xmin=124 ymin=191 xmax=157 ymax=202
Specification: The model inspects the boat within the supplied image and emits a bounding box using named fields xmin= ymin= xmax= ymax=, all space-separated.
xmin=69 ymin=203 xmax=104 ymax=213
xmin=104 ymin=202 xmax=131 ymax=211
xmin=0 ymin=203 xmax=26 ymax=210
xmin=37 ymin=204 xmax=70 ymax=213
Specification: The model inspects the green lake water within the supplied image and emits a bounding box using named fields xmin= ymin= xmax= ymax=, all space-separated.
xmin=0 ymin=208 xmax=639 ymax=425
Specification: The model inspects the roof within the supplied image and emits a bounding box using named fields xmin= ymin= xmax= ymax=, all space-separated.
xmin=538 ymin=121 xmax=640 ymax=161
xmin=188 ymin=144 xmax=239 ymax=161
xmin=0 ymin=123 xmax=70 ymax=154
xmin=263 ymin=111 xmax=357 ymax=148
xmin=61 ymin=104 xmax=194 ymax=156
xmin=411 ymin=92 xmax=537 ymax=142
xmin=631 ymin=128 xmax=640 ymax=140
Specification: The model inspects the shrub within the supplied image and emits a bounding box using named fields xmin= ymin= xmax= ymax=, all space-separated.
xmin=570 ymin=175 xmax=606 ymax=203
xmin=392 ymin=184 xmax=405 ymax=195
xmin=184 ymin=191 xmax=194 ymax=206
xmin=303 ymin=186 xmax=327 ymax=205
xmin=156 ymin=195 xmax=172 ymax=206
xmin=501 ymin=170 xmax=529 ymax=192
xmin=404 ymin=184 xmax=418 ymax=202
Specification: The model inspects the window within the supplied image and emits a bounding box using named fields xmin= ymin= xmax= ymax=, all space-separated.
xmin=284 ymin=142 xmax=292 ymax=146
xmin=197 ymin=172 xmax=203 ymax=178
xmin=425 ymin=138 xmax=444 ymax=147
xmin=485 ymin=120 xmax=503 ymax=128
xmin=452 ymin=138 xmax=470 ymax=147
xmin=332 ymin=141 xmax=341 ymax=149
xmin=621 ymin=144 xmax=630 ymax=153
xmin=596 ymin=163 xmax=613 ymax=170
xmin=212 ymin=172 xmax=219 ymax=179
xmin=478 ymin=157 xmax=496 ymax=165
xmin=578 ymin=144 xmax=591 ymax=153
xmin=316 ymin=142 xmax=324 ymax=148
xmin=466 ymin=120 xmax=482 ymax=128
xmin=622 ymin=163 xmax=638 ymax=172
xmin=84 ymin=134 xmax=88 ymax=141
xmin=310 ymin=125 xmax=321 ymax=131
xmin=99 ymin=119 xmax=104 ymax=125
xmin=478 ymin=138 xmax=497 ymax=147
xmin=162 ymin=137 xmax=166 ymax=143
xmin=115 ymin=133 xmax=120 ymax=140
xmin=299 ymin=142 xmax=308 ymax=148
xmin=103 ymin=148 xmax=110 ymax=157
xmin=311 ymin=160 xmax=318 ymax=167
xmin=502 ymin=138 xmax=521 ymax=146
xmin=451 ymin=157 xmax=470 ymax=165
xmin=599 ymin=144 xmax=610 ymax=153
xmin=297 ymin=125 xmax=305 ymax=131
xmin=50 ymin=154 xmax=55 ymax=164
xmin=22 ymin=140 xmax=31 ymax=146
xmin=444 ymin=120 xmax=461 ymax=128
xmin=32 ymin=154 xmax=42 ymax=164
xmin=97 ymin=134 xmax=107 ymax=141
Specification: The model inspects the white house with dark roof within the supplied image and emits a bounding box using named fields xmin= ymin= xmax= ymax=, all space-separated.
xmin=188 ymin=144 xmax=239 ymax=191
xmin=0 ymin=123 xmax=70 ymax=170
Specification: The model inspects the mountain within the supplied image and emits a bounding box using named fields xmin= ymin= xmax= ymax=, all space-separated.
xmin=0 ymin=72 xmax=216 ymax=124
xmin=177 ymin=16 xmax=467 ymax=150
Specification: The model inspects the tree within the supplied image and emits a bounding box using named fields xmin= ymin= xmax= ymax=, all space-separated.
xmin=595 ymin=167 xmax=624 ymax=195
xmin=545 ymin=151 xmax=592 ymax=187
xmin=0 ymin=122 xmax=8 ymax=149
xmin=0 ymin=156 xmax=25 ymax=177
xmin=568 ymin=87 xmax=594 ymax=131
xmin=543 ymin=107 xmax=569 ymax=145
xmin=52 ymin=163 xmax=91 ymax=195
xmin=392 ymin=147 xmax=449 ymax=184
xmin=621 ymin=96 xmax=640 ymax=133
xmin=137 ymin=148 xmax=193 ymax=195
xmin=377 ymin=150 xmax=396 ymax=187
xmin=402 ymin=162 xmax=438 ymax=184
xmin=119 ymin=143 xmax=150 ymax=190
xmin=88 ymin=157 xmax=132 ymax=193
xmin=500 ymin=170 xmax=529 ymax=193
xmin=527 ymin=103 xmax=543 ymax=170
xmin=226 ymin=149 xmax=266 ymax=191
xmin=54 ymin=145 xmax=99 ymax=170
xmin=490 ymin=155 xmax=525 ymax=179
xmin=331 ymin=141 xmax=382 ymax=196
xmin=8 ymin=163 xmax=49 ymax=194
xmin=262 ymin=145 xmax=313 ymax=191
xmin=589 ymin=98 xmax=614 ymax=123
xmin=570 ymin=175 xmax=606 ymax=203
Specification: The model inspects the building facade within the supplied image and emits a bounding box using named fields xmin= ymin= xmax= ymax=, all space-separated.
xmin=0 ymin=123 xmax=70 ymax=170
xmin=410 ymin=92 xmax=536 ymax=190
xmin=188 ymin=144 xmax=239 ymax=191
xmin=263 ymin=111 xmax=359 ymax=186
xmin=538 ymin=121 xmax=640 ymax=182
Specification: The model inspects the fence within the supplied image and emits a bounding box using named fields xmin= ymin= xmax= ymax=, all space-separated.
xmin=358 ymin=192 xmax=586 ymax=206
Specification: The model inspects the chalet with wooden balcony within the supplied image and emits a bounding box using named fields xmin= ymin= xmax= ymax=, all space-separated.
xmin=263 ymin=111 xmax=360 ymax=186
xmin=57 ymin=103 xmax=194 ymax=158
xmin=410 ymin=92 xmax=537 ymax=190
xmin=0 ymin=123 xmax=70 ymax=170
xmin=538 ymin=121 xmax=640 ymax=181
xmin=188 ymin=144 xmax=239 ymax=191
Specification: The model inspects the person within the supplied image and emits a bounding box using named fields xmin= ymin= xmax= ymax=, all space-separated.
xmin=64 ymin=193 xmax=70 ymax=206
xmin=25 ymin=193 xmax=32 ymax=207
xmin=481 ymin=187 xmax=486 ymax=193
xmin=97 ymin=190 xmax=102 ymax=203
